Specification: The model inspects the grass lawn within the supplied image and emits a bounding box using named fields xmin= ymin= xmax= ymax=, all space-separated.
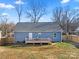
xmin=0 ymin=42 xmax=79 ymax=59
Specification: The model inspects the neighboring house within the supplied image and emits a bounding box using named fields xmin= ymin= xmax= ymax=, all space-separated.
xmin=75 ymin=27 xmax=79 ymax=32
xmin=14 ymin=22 xmax=62 ymax=43
xmin=75 ymin=27 xmax=79 ymax=35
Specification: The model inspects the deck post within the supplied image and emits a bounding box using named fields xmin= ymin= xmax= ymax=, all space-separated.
xmin=40 ymin=43 xmax=42 ymax=45
xmin=33 ymin=43 xmax=35 ymax=45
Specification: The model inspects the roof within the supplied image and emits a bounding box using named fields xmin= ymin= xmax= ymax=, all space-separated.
xmin=15 ymin=22 xmax=62 ymax=32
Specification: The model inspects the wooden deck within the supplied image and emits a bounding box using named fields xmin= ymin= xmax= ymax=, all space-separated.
xmin=25 ymin=38 xmax=52 ymax=45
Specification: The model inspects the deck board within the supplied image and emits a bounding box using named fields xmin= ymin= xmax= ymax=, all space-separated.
xmin=25 ymin=38 xmax=52 ymax=44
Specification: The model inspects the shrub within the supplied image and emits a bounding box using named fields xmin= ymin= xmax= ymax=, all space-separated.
xmin=0 ymin=37 xmax=15 ymax=46
xmin=48 ymin=42 xmax=52 ymax=45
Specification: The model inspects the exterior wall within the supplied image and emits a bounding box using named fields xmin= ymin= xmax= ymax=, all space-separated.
xmin=53 ymin=32 xmax=61 ymax=42
xmin=32 ymin=32 xmax=52 ymax=38
xmin=14 ymin=32 xmax=28 ymax=42
xmin=32 ymin=32 xmax=61 ymax=42
xmin=14 ymin=32 xmax=62 ymax=42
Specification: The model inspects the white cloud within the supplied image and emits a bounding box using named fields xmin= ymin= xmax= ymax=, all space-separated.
xmin=15 ymin=0 xmax=24 ymax=4
xmin=0 ymin=3 xmax=15 ymax=9
xmin=0 ymin=3 xmax=5 ymax=8
xmin=6 ymin=4 xmax=15 ymax=9
xmin=61 ymin=0 xmax=70 ymax=4
xmin=1 ymin=13 xmax=9 ymax=16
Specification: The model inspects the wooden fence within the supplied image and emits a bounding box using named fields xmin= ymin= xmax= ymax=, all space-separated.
xmin=63 ymin=35 xmax=79 ymax=43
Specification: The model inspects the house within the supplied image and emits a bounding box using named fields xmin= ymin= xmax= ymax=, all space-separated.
xmin=14 ymin=22 xmax=62 ymax=43
xmin=74 ymin=27 xmax=79 ymax=35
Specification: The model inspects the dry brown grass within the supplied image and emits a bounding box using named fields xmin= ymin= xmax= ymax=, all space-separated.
xmin=0 ymin=42 xmax=79 ymax=59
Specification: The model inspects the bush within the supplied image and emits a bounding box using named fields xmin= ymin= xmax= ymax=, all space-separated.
xmin=48 ymin=42 xmax=52 ymax=45
xmin=0 ymin=37 xmax=15 ymax=46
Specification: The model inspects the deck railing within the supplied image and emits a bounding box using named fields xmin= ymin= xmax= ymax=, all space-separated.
xmin=25 ymin=38 xmax=52 ymax=44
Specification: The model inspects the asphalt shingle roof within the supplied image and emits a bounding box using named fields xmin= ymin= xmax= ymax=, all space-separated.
xmin=15 ymin=22 xmax=62 ymax=32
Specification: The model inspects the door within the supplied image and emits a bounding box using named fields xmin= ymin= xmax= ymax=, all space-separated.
xmin=29 ymin=33 xmax=32 ymax=40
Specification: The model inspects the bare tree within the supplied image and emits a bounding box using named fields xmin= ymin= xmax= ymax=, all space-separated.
xmin=15 ymin=0 xmax=24 ymax=22
xmin=26 ymin=0 xmax=46 ymax=23
xmin=52 ymin=7 xmax=79 ymax=34
xmin=0 ymin=15 xmax=15 ymax=36
xmin=0 ymin=15 xmax=8 ymax=36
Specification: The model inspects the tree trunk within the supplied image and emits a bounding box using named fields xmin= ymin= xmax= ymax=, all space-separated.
xmin=66 ymin=32 xmax=70 ymax=41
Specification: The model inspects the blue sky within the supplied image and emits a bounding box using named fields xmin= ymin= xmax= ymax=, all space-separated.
xmin=0 ymin=0 xmax=79 ymax=23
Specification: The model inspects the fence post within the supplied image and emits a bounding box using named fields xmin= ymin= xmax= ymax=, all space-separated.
xmin=0 ymin=31 xmax=2 ymax=45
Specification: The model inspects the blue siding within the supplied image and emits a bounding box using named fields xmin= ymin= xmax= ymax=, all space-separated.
xmin=33 ymin=32 xmax=61 ymax=42
xmin=40 ymin=32 xmax=52 ymax=38
xmin=14 ymin=32 xmax=61 ymax=42
xmin=32 ymin=32 xmax=52 ymax=38
xmin=14 ymin=32 xmax=28 ymax=42
xmin=53 ymin=32 xmax=61 ymax=42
